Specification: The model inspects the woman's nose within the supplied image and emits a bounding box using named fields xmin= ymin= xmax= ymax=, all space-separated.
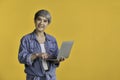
xmin=40 ymin=20 xmax=44 ymax=24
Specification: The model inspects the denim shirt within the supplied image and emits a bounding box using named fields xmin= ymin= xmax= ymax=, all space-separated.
xmin=18 ymin=30 xmax=59 ymax=80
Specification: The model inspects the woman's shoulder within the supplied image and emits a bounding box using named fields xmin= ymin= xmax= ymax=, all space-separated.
xmin=46 ymin=33 xmax=57 ymax=41
xmin=20 ymin=32 xmax=32 ymax=41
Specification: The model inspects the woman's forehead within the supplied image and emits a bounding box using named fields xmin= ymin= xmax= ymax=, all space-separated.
xmin=37 ymin=16 xmax=48 ymax=20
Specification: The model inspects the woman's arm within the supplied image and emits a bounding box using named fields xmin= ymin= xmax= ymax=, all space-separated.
xmin=18 ymin=37 xmax=36 ymax=65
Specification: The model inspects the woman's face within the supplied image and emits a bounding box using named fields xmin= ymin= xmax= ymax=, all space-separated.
xmin=35 ymin=16 xmax=49 ymax=32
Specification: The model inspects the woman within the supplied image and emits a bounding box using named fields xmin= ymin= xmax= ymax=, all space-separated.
xmin=18 ymin=9 xmax=64 ymax=80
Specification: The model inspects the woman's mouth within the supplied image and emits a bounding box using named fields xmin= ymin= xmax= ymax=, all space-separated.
xmin=38 ymin=24 xmax=44 ymax=28
xmin=38 ymin=25 xmax=44 ymax=28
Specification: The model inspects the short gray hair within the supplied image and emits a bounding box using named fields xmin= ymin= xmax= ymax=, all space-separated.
xmin=34 ymin=9 xmax=51 ymax=24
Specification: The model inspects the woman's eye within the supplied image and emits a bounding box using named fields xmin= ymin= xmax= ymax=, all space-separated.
xmin=44 ymin=20 xmax=48 ymax=23
xmin=37 ymin=18 xmax=41 ymax=21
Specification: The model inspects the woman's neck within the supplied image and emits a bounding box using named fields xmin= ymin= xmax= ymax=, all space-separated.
xmin=35 ymin=30 xmax=45 ymax=37
xmin=35 ymin=30 xmax=46 ymax=44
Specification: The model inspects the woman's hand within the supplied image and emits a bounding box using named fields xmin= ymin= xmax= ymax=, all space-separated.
xmin=36 ymin=53 xmax=49 ymax=60
xmin=59 ymin=57 xmax=65 ymax=62
xmin=31 ymin=53 xmax=38 ymax=61
xmin=31 ymin=53 xmax=49 ymax=61
xmin=53 ymin=57 xmax=65 ymax=63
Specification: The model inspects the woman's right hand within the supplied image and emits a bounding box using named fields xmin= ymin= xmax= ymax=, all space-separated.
xmin=31 ymin=53 xmax=49 ymax=61
xmin=35 ymin=53 xmax=49 ymax=60
xmin=31 ymin=53 xmax=38 ymax=61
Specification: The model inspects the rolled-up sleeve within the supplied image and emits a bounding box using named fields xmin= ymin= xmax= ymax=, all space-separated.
xmin=18 ymin=37 xmax=33 ymax=65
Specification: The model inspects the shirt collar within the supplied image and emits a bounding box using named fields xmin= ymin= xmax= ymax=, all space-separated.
xmin=30 ymin=29 xmax=50 ymax=41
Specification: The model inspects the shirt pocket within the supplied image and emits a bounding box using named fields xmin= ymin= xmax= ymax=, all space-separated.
xmin=29 ymin=47 xmax=39 ymax=53
xmin=48 ymin=41 xmax=56 ymax=52
xmin=28 ymin=40 xmax=40 ymax=53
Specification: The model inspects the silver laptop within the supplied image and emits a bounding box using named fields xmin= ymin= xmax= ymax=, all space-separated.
xmin=46 ymin=41 xmax=74 ymax=61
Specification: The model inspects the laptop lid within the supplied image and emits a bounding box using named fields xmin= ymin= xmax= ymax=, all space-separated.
xmin=46 ymin=41 xmax=74 ymax=61
xmin=57 ymin=41 xmax=74 ymax=59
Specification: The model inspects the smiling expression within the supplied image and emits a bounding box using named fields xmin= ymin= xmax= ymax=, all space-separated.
xmin=35 ymin=16 xmax=49 ymax=32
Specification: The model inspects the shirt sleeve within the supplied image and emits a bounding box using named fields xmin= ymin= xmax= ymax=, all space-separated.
xmin=54 ymin=39 xmax=60 ymax=67
xmin=18 ymin=37 xmax=33 ymax=66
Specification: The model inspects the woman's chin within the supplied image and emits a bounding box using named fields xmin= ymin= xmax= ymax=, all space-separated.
xmin=37 ymin=28 xmax=44 ymax=32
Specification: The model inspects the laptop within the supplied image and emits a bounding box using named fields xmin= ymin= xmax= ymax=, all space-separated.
xmin=46 ymin=41 xmax=74 ymax=61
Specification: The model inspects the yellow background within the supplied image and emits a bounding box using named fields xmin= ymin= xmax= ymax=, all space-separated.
xmin=0 ymin=0 xmax=120 ymax=80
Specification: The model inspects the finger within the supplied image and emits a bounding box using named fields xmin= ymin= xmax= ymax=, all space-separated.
xmin=60 ymin=57 xmax=65 ymax=62
xmin=44 ymin=55 xmax=48 ymax=59
xmin=35 ymin=53 xmax=39 ymax=57
xmin=41 ymin=55 xmax=45 ymax=59
xmin=45 ymin=55 xmax=48 ymax=59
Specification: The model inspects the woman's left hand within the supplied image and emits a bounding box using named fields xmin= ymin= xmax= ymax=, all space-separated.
xmin=59 ymin=57 xmax=65 ymax=62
